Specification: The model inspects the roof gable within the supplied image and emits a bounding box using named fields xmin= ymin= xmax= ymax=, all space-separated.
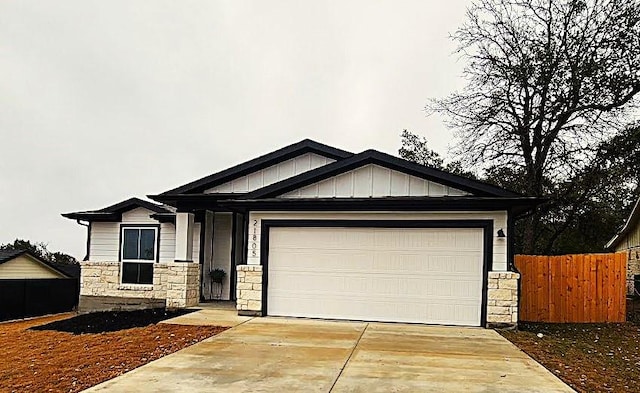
xmin=0 ymin=250 xmax=71 ymax=278
xmin=158 ymin=139 xmax=352 ymax=195
xmin=62 ymin=197 xmax=173 ymax=221
xmin=606 ymin=197 xmax=640 ymax=250
xmin=281 ymin=164 xmax=471 ymax=198
xmin=97 ymin=198 xmax=173 ymax=214
xmin=0 ymin=249 xmax=26 ymax=263
xmin=206 ymin=152 xmax=337 ymax=194
xmin=246 ymin=150 xmax=521 ymax=199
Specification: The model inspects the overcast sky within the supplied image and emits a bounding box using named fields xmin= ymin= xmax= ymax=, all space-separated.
xmin=1 ymin=0 xmax=471 ymax=258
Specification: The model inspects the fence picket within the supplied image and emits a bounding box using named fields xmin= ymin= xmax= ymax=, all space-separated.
xmin=576 ymin=254 xmax=585 ymax=322
xmin=589 ymin=255 xmax=597 ymax=323
xmin=532 ymin=256 xmax=547 ymax=321
xmin=619 ymin=253 xmax=627 ymax=321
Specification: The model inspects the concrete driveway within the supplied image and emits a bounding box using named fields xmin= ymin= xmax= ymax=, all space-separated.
xmin=85 ymin=317 xmax=573 ymax=392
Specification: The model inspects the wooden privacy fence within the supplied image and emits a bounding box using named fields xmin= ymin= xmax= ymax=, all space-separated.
xmin=515 ymin=253 xmax=627 ymax=323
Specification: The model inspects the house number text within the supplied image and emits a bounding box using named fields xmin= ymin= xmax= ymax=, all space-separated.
xmin=251 ymin=219 xmax=258 ymax=257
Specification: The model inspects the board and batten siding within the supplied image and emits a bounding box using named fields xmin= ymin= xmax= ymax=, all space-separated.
xmin=88 ymin=208 xmax=201 ymax=263
xmin=615 ymin=223 xmax=640 ymax=251
xmin=280 ymin=164 xmax=470 ymax=198
xmin=0 ymin=254 xmax=66 ymax=279
xmin=205 ymin=153 xmax=335 ymax=194
xmin=246 ymin=211 xmax=509 ymax=271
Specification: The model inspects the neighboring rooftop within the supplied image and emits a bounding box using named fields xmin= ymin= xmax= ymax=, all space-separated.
xmin=606 ymin=197 xmax=640 ymax=250
xmin=0 ymin=249 xmax=73 ymax=278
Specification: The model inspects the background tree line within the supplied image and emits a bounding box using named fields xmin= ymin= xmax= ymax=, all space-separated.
xmin=401 ymin=0 xmax=640 ymax=254
xmin=1 ymin=239 xmax=78 ymax=265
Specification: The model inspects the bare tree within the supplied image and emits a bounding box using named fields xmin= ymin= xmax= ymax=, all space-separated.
xmin=430 ymin=0 xmax=640 ymax=252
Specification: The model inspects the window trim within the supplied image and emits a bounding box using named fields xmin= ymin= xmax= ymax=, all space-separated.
xmin=119 ymin=224 xmax=160 ymax=285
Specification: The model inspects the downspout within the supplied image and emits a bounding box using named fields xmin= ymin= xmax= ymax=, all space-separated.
xmin=76 ymin=220 xmax=91 ymax=261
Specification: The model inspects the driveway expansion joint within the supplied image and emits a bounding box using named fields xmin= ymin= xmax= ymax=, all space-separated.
xmin=328 ymin=322 xmax=369 ymax=393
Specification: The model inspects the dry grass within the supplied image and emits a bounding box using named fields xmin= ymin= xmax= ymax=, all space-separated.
xmin=501 ymin=323 xmax=640 ymax=392
xmin=0 ymin=311 xmax=226 ymax=392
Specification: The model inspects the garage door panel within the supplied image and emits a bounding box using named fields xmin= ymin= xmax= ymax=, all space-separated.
xmin=270 ymin=228 xmax=377 ymax=249
xmin=268 ymin=250 xmax=376 ymax=271
xmin=270 ymin=227 xmax=483 ymax=252
xmin=269 ymin=248 xmax=482 ymax=277
xmin=267 ymin=226 xmax=484 ymax=326
xmin=270 ymin=274 xmax=481 ymax=299
xmin=268 ymin=294 xmax=480 ymax=326
xmin=269 ymin=250 xmax=482 ymax=275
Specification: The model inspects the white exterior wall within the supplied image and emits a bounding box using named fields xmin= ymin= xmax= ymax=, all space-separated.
xmin=246 ymin=211 xmax=509 ymax=271
xmin=88 ymin=207 xmax=201 ymax=263
xmin=122 ymin=207 xmax=159 ymax=223
xmin=281 ymin=164 xmax=469 ymax=198
xmin=205 ymin=153 xmax=335 ymax=193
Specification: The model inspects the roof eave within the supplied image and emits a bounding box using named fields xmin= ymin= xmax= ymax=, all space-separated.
xmin=605 ymin=197 xmax=640 ymax=250
xmin=61 ymin=212 xmax=120 ymax=221
xmin=217 ymin=196 xmax=543 ymax=213
xmin=62 ymin=197 xmax=173 ymax=222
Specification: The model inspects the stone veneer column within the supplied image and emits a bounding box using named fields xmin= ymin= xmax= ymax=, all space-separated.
xmin=165 ymin=262 xmax=200 ymax=308
xmin=236 ymin=265 xmax=263 ymax=316
xmin=486 ymin=271 xmax=519 ymax=328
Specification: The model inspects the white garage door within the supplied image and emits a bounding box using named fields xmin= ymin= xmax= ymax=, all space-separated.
xmin=267 ymin=226 xmax=485 ymax=326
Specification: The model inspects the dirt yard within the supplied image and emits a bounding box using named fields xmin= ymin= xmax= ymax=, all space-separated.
xmin=501 ymin=323 xmax=640 ymax=392
xmin=0 ymin=310 xmax=226 ymax=392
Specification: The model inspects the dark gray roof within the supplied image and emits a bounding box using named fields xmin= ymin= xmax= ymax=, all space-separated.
xmin=0 ymin=249 xmax=25 ymax=264
xmin=606 ymin=196 xmax=640 ymax=250
xmin=245 ymin=149 xmax=523 ymax=199
xmin=62 ymin=197 xmax=173 ymax=222
xmin=156 ymin=139 xmax=354 ymax=196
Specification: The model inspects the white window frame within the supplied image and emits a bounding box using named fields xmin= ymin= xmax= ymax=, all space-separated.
xmin=120 ymin=226 xmax=158 ymax=285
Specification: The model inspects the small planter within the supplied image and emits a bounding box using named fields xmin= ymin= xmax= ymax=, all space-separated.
xmin=209 ymin=269 xmax=226 ymax=300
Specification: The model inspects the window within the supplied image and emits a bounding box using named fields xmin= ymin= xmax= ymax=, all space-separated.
xmin=120 ymin=227 xmax=158 ymax=285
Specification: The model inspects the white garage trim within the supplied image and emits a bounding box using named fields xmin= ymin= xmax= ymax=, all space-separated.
xmin=260 ymin=219 xmax=493 ymax=326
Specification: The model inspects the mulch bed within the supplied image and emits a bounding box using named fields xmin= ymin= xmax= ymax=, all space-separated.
xmin=0 ymin=309 xmax=227 ymax=393
xmin=500 ymin=322 xmax=640 ymax=392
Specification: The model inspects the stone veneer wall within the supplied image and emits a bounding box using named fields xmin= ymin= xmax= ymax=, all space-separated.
xmin=236 ymin=265 xmax=263 ymax=316
xmin=626 ymin=247 xmax=640 ymax=295
xmin=80 ymin=261 xmax=200 ymax=311
xmin=487 ymin=271 xmax=519 ymax=327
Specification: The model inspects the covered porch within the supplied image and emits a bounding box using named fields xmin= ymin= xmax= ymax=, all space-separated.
xmin=152 ymin=194 xmax=249 ymax=304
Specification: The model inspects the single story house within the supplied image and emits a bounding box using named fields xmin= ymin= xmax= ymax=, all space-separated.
xmin=63 ymin=139 xmax=538 ymax=327
xmin=606 ymin=196 xmax=640 ymax=295
xmin=0 ymin=249 xmax=70 ymax=279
